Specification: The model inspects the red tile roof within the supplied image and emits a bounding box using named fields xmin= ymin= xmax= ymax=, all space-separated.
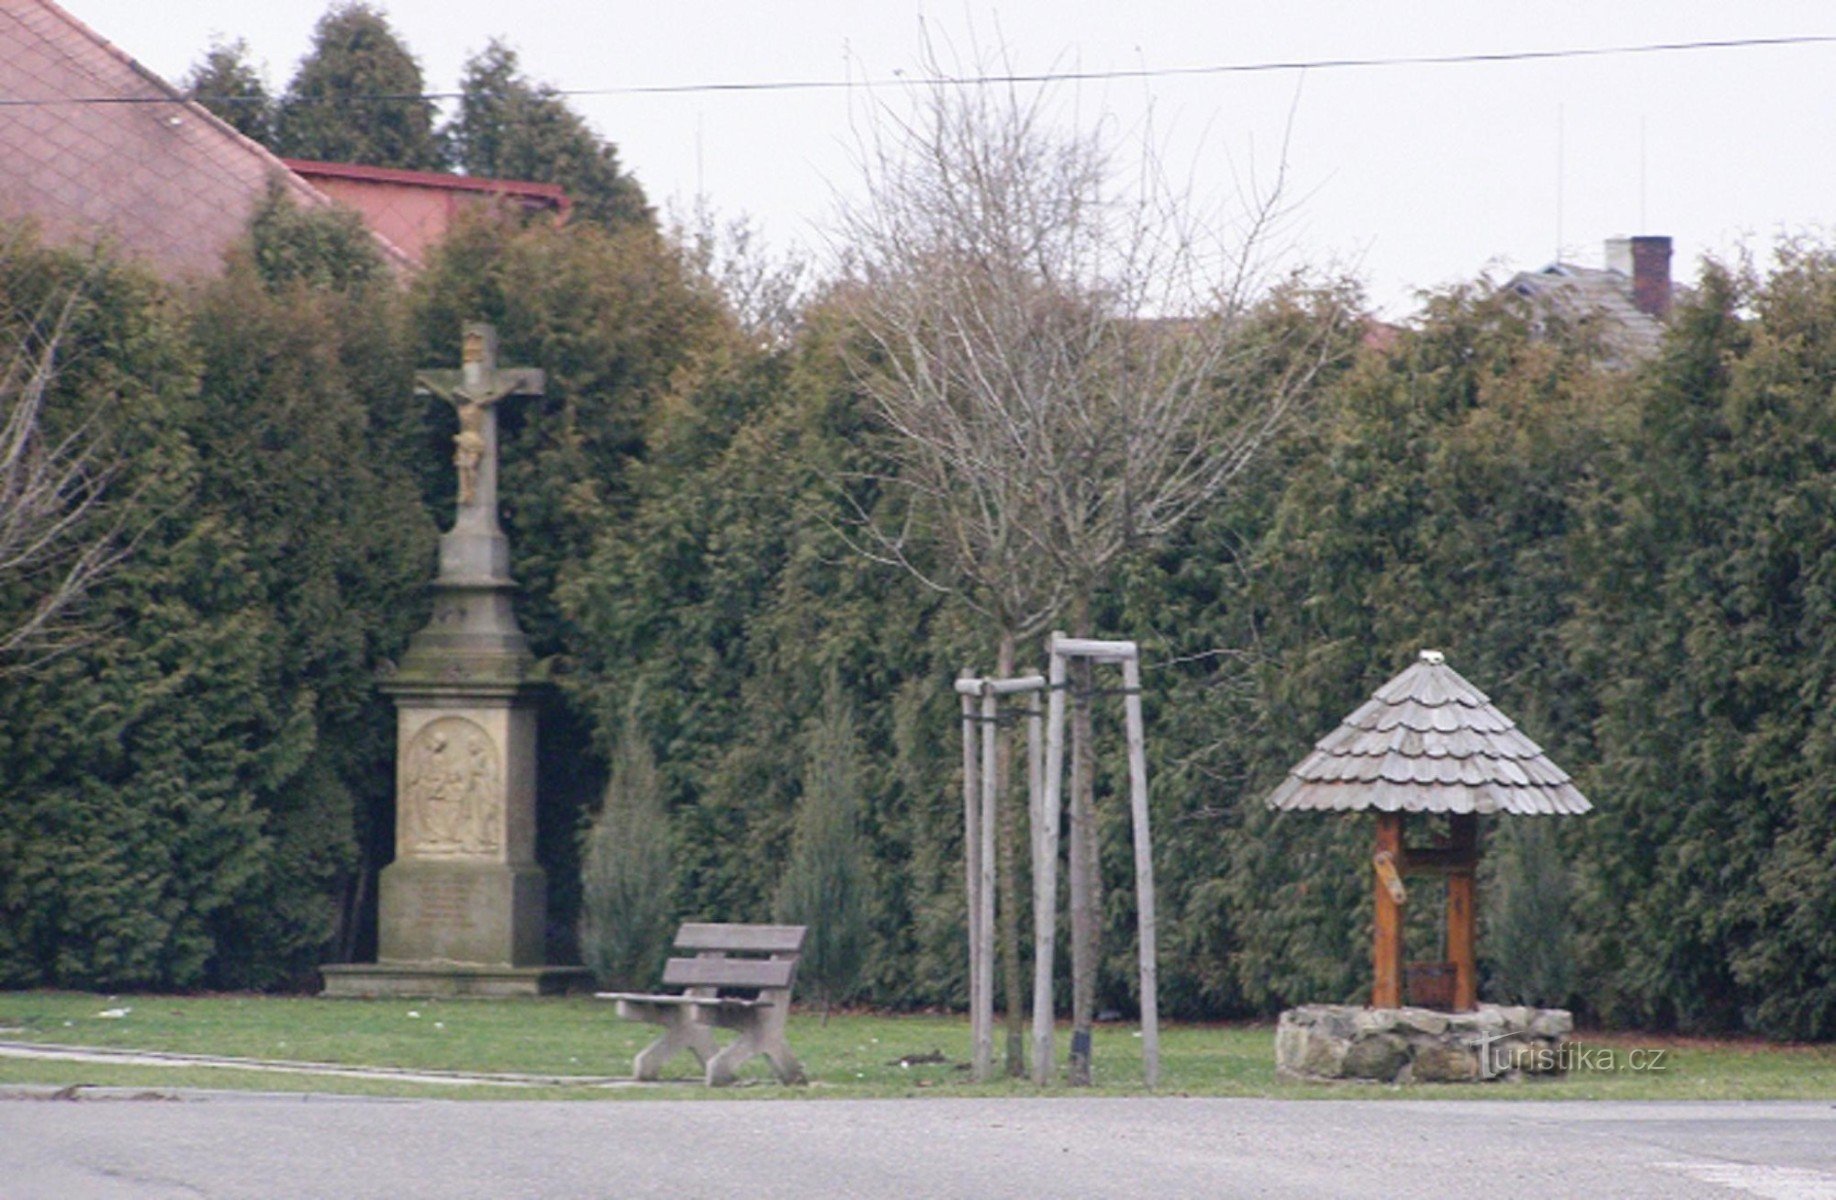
xmin=0 ymin=0 xmax=412 ymax=277
xmin=285 ymin=159 xmax=570 ymax=210
xmin=286 ymin=159 xmax=570 ymax=266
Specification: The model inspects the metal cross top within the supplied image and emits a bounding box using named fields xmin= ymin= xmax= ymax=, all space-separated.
xmin=415 ymin=322 xmax=545 ymax=529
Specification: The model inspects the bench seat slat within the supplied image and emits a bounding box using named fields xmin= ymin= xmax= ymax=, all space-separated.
xmin=674 ymin=923 xmax=807 ymax=955
xmin=598 ymin=992 xmax=769 ymax=1009
xmin=661 ymin=956 xmax=795 ymax=991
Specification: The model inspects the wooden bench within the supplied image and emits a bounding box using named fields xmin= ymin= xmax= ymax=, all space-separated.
xmin=597 ymin=923 xmax=807 ymax=1086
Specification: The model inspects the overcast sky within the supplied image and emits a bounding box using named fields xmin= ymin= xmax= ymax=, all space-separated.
xmin=58 ymin=0 xmax=1836 ymax=316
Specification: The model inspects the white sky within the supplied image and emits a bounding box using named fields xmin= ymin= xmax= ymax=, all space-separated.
xmin=58 ymin=0 xmax=1836 ymax=316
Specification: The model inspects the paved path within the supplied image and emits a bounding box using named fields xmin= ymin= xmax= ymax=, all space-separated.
xmin=0 ymin=1040 xmax=623 ymax=1089
xmin=4 ymin=1094 xmax=1835 ymax=1199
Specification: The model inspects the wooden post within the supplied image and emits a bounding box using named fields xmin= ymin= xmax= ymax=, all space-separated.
xmin=1066 ymin=648 xmax=1095 ymax=1085
xmin=976 ymin=684 xmax=999 ymax=1080
xmin=959 ymin=677 xmax=985 ymax=1078
xmin=1447 ymin=813 xmax=1478 ymax=1012
xmin=1032 ymin=644 xmax=1067 ymax=1085
xmin=1121 ymin=655 xmax=1159 ymax=1088
xmin=1372 ymin=812 xmax=1405 ymax=1009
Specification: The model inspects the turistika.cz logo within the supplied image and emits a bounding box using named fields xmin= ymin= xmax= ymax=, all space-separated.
xmin=1474 ymin=1032 xmax=1672 ymax=1078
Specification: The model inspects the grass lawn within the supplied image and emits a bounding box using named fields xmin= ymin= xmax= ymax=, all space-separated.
xmin=2 ymin=990 xmax=1833 ymax=1101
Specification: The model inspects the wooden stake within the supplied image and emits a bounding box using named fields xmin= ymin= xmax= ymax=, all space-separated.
xmin=976 ymin=684 xmax=999 ymax=1080
xmin=1373 ymin=812 xmax=1405 ymax=1009
xmin=960 ymin=678 xmax=985 ymax=1076
xmin=1066 ymin=651 xmax=1095 ymax=1086
xmin=1032 ymin=643 xmax=1067 ymax=1085
xmin=1121 ymin=656 xmax=1159 ymax=1087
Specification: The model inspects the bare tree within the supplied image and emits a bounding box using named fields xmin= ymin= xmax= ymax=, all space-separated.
xmin=670 ymin=199 xmax=809 ymax=349
xmin=835 ymin=49 xmax=1345 ymax=1083
xmin=0 ymin=290 xmax=127 ymax=666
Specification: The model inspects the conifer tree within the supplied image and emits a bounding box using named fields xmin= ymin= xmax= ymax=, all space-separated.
xmin=1485 ymin=820 xmax=1576 ymax=1007
xmin=0 ymin=235 xmax=278 ymax=988
xmin=579 ymin=708 xmax=675 ymax=989
xmin=183 ymin=38 xmax=274 ymax=145
xmin=182 ymin=192 xmax=433 ymax=984
xmin=775 ymin=670 xmax=872 ymax=1019
xmin=274 ymin=3 xmax=443 ymax=170
xmin=449 ymin=41 xmax=649 ymax=228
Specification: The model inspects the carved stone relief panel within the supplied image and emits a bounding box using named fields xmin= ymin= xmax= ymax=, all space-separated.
xmin=402 ymin=716 xmax=504 ymax=858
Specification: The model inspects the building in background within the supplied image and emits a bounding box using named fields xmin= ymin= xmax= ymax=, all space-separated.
xmin=0 ymin=0 xmax=563 ymax=278
xmin=1505 ymin=235 xmax=1676 ymax=364
xmin=285 ymin=160 xmax=568 ymax=268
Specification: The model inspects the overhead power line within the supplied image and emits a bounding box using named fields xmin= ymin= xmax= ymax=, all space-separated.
xmin=589 ymin=33 xmax=1836 ymax=96
xmin=2 ymin=33 xmax=1834 ymax=107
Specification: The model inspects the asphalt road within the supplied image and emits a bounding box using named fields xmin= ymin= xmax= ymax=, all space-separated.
xmin=4 ymin=1094 xmax=1835 ymax=1199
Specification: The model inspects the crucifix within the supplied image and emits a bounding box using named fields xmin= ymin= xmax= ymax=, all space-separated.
xmin=414 ymin=323 xmax=545 ymax=530
xmin=322 ymin=321 xmax=577 ymax=999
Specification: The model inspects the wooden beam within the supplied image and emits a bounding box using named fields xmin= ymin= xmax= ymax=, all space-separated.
xmin=976 ymin=684 xmax=999 ymax=1080
xmin=1049 ymin=635 xmax=1139 ymax=661
xmin=1390 ymin=853 xmax=1477 ymax=876
xmin=1448 ymin=871 xmax=1477 ymax=1012
xmin=1447 ymin=814 xmax=1477 ymax=1011
xmin=959 ymin=680 xmax=986 ymax=1079
xmin=953 ymin=674 xmax=1048 ymax=696
xmin=1121 ymin=655 xmax=1159 ymax=1088
xmin=1372 ymin=812 xmax=1405 ymax=1009
xmin=1031 ymin=649 xmax=1067 ymax=1085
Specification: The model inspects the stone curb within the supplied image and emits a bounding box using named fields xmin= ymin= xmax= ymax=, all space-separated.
xmin=0 ymin=1041 xmax=633 ymax=1089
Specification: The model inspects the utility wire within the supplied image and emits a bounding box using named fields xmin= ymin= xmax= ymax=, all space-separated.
xmin=1 ymin=33 xmax=1833 ymax=107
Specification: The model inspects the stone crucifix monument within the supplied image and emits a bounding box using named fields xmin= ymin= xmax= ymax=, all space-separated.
xmin=322 ymin=323 xmax=587 ymax=997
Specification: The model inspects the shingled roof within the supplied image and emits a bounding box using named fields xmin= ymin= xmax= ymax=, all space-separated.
xmin=1504 ymin=262 xmax=1666 ymax=365
xmin=0 ymin=0 xmax=411 ymax=277
xmin=1266 ymin=650 xmax=1592 ymax=816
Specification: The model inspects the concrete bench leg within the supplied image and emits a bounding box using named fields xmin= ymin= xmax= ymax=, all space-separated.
xmin=706 ymin=1007 xmax=805 ymax=1086
xmin=619 ymin=1002 xmax=717 ymax=1081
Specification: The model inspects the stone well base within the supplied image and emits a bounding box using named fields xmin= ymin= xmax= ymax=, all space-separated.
xmin=1276 ymin=1004 xmax=1573 ymax=1084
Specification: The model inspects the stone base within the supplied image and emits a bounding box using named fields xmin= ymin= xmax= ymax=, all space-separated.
xmin=378 ymin=858 xmax=546 ymax=967
xmin=319 ymin=962 xmax=592 ymax=998
xmin=1276 ymin=1004 xmax=1573 ymax=1084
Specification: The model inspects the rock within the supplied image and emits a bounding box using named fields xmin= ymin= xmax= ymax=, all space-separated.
xmin=1274 ymin=1020 xmax=1311 ymax=1075
xmin=1530 ymin=1009 xmax=1574 ymax=1038
xmin=1300 ymin=1029 xmax=1349 ymax=1077
xmin=1394 ymin=1008 xmax=1449 ymax=1036
xmin=1467 ymin=1007 xmax=1508 ymax=1033
xmin=1413 ymin=1043 xmax=1479 ymax=1083
xmin=1342 ymin=1033 xmax=1408 ymax=1080
xmin=1510 ymin=1041 xmax=1563 ymax=1075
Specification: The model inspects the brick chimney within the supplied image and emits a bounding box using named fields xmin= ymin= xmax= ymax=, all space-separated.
xmin=1605 ymin=235 xmax=1673 ymax=320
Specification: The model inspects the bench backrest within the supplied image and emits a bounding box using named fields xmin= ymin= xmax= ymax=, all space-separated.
xmin=660 ymin=923 xmax=806 ymax=995
xmin=662 ymin=955 xmax=797 ymax=991
xmin=673 ymin=923 xmax=806 ymax=956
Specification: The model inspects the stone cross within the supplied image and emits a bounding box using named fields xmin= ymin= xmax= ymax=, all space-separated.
xmin=414 ymin=323 xmax=545 ymax=531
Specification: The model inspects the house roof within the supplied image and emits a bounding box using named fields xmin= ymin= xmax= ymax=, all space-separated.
xmin=0 ymin=0 xmax=412 ymax=277
xmin=284 ymin=159 xmax=571 ymax=212
xmin=1503 ymin=262 xmax=1666 ymax=364
xmin=1266 ymin=650 xmax=1592 ymax=816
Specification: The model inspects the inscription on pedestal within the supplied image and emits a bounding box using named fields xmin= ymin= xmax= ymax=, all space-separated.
xmin=411 ymin=874 xmax=481 ymax=938
xmin=402 ymin=716 xmax=503 ymax=857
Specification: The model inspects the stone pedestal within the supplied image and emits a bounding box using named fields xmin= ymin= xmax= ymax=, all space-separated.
xmin=322 ymin=627 xmax=588 ymax=997
xmin=1275 ymin=1004 xmax=1574 ymax=1084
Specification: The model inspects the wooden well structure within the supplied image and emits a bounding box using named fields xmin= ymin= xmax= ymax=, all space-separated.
xmin=1266 ymin=650 xmax=1590 ymax=1011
